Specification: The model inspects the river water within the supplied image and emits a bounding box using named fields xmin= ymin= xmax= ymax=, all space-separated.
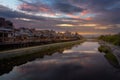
xmin=0 ymin=41 xmax=120 ymax=80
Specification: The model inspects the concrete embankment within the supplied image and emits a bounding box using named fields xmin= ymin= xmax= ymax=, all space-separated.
xmin=0 ymin=40 xmax=84 ymax=60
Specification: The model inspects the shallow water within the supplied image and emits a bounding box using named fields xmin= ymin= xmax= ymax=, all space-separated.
xmin=0 ymin=41 xmax=120 ymax=80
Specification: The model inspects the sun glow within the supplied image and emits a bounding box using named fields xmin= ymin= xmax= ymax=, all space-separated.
xmin=56 ymin=24 xmax=74 ymax=27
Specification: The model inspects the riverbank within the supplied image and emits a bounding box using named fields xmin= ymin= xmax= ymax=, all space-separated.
xmin=0 ymin=40 xmax=84 ymax=60
xmin=0 ymin=39 xmax=81 ymax=51
xmin=0 ymin=40 xmax=84 ymax=75
xmin=99 ymin=41 xmax=120 ymax=66
xmin=98 ymin=34 xmax=120 ymax=46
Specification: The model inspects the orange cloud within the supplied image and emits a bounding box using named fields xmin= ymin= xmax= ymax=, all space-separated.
xmin=84 ymin=17 xmax=93 ymax=20
xmin=67 ymin=14 xmax=80 ymax=19
xmin=39 ymin=7 xmax=49 ymax=12
xmin=18 ymin=3 xmax=52 ymax=13
xmin=80 ymin=10 xmax=89 ymax=16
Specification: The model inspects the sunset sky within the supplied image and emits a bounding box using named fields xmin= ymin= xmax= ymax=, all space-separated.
xmin=0 ymin=0 xmax=120 ymax=36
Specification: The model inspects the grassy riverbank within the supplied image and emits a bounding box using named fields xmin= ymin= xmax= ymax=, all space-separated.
xmin=0 ymin=39 xmax=82 ymax=51
xmin=98 ymin=45 xmax=111 ymax=53
xmin=0 ymin=40 xmax=84 ymax=75
xmin=98 ymin=34 xmax=120 ymax=46
xmin=98 ymin=45 xmax=119 ymax=68
xmin=0 ymin=40 xmax=84 ymax=60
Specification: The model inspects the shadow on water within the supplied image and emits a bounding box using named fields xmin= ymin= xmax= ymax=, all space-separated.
xmin=98 ymin=45 xmax=120 ymax=69
xmin=0 ymin=42 xmax=81 ymax=76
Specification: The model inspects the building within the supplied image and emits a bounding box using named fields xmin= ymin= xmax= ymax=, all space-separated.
xmin=0 ymin=17 xmax=14 ymax=43
xmin=14 ymin=28 xmax=34 ymax=42
xmin=0 ymin=17 xmax=82 ymax=44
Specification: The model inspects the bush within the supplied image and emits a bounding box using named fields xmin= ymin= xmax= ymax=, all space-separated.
xmin=98 ymin=34 xmax=120 ymax=46
xmin=98 ymin=45 xmax=111 ymax=53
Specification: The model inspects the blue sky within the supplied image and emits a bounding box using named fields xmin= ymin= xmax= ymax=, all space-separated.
xmin=0 ymin=0 xmax=19 ymax=10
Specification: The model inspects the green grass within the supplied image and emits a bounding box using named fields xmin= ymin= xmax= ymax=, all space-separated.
xmin=0 ymin=40 xmax=85 ymax=75
xmin=0 ymin=40 xmax=85 ymax=59
xmin=98 ymin=34 xmax=120 ymax=46
xmin=105 ymin=53 xmax=119 ymax=65
xmin=98 ymin=45 xmax=119 ymax=68
xmin=98 ymin=45 xmax=111 ymax=53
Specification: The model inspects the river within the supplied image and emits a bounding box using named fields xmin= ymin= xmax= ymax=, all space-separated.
xmin=0 ymin=41 xmax=120 ymax=80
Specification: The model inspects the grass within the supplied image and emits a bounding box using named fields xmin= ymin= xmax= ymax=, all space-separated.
xmin=105 ymin=53 xmax=119 ymax=66
xmin=98 ymin=45 xmax=111 ymax=53
xmin=0 ymin=40 xmax=84 ymax=59
xmin=98 ymin=45 xmax=119 ymax=68
xmin=98 ymin=34 xmax=120 ymax=46
xmin=0 ymin=40 xmax=85 ymax=75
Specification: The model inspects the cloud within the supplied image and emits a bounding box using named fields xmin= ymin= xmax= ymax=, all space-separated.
xmin=18 ymin=2 xmax=52 ymax=13
xmin=18 ymin=0 xmax=85 ymax=14
xmin=53 ymin=2 xmax=85 ymax=14
xmin=56 ymin=24 xmax=74 ymax=27
xmin=0 ymin=5 xmax=45 ymax=21
xmin=69 ymin=0 xmax=120 ymax=24
xmin=1 ymin=0 xmax=120 ymax=35
xmin=0 ymin=5 xmax=65 ymax=30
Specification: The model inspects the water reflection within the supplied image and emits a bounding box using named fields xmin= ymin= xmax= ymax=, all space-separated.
xmin=63 ymin=42 xmax=98 ymax=54
xmin=0 ymin=42 xmax=79 ymax=75
xmin=98 ymin=45 xmax=120 ymax=68
xmin=0 ymin=42 xmax=120 ymax=80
